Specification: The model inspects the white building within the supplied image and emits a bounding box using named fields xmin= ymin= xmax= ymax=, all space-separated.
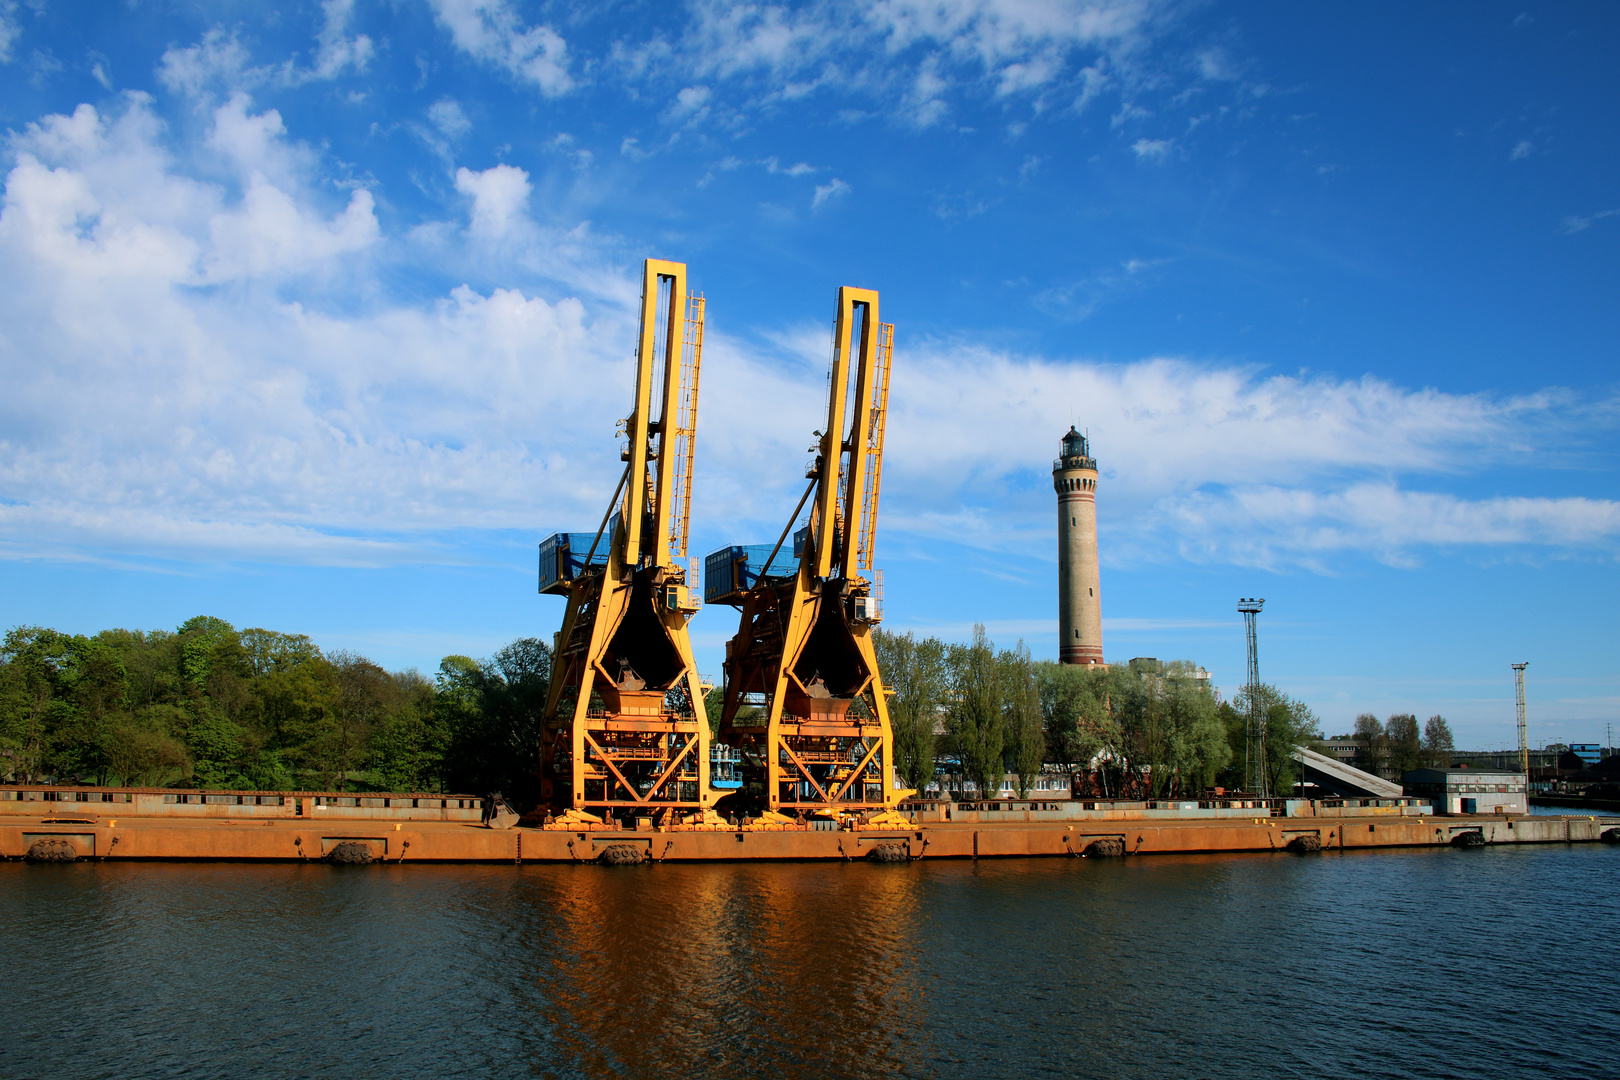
xmin=1402 ymin=767 xmax=1528 ymax=815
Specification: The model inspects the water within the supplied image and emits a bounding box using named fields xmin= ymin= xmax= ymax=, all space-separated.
xmin=3 ymin=845 xmax=1617 ymax=1079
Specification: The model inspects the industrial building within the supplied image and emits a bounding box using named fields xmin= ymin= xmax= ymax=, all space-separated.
xmin=1402 ymin=767 xmax=1529 ymax=815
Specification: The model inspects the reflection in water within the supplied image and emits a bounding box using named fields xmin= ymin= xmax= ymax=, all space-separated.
xmin=524 ymin=863 xmax=930 ymax=1078
xmin=2 ymin=846 xmax=1618 ymax=1079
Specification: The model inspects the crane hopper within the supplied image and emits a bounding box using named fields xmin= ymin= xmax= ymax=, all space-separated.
xmin=537 ymin=259 xmax=711 ymax=817
xmin=710 ymin=286 xmax=898 ymax=815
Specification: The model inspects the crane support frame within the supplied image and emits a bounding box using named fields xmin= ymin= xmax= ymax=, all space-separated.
xmin=539 ymin=259 xmax=711 ymax=817
xmin=718 ymin=287 xmax=900 ymax=815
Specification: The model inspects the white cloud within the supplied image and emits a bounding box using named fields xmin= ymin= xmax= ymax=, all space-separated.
xmin=1075 ymin=63 xmax=1108 ymax=111
xmin=454 ymin=163 xmax=531 ymax=237
xmin=682 ymin=2 xmax=842 ymax=80
xmin=428 ymin=99 xmax=472 ymax=139
xmin=1560 ymin=208 xmax=1618 ymax=235
xmin=206 ymin=94 xmax=310 ymax=182
xmin=1510 ymin=139 xmax=1534 ymax=161
xmin=812 ymin=177 xmax=851 ymax=209
xmin=1159 ymin=485 xmax=1620 ymax=569
xmin=869 ymin=346 xmax=1619 ymax=568
xmin=0 ymin=1 xmax=22 ymax=64
xmin=633 ymin=0 xmax=1169 ymax=127
xmin=427 ymin=0 xmax=574 ymax=95
xmin=204 ymin=179 xmax=378 ymax=281
xmin=0 ymin=101 xmax=621 ymax=565
xmin=996 ymin=52 xmax=1062 ymax=96
xmin=905 ymin=55 xmax=950 ymax=127
xmin=1131 ymin=136 xmax=1170 ymax=159
xmin=873 ymin=0 xmax=1157 ymax=69
xmin=764 ymin=157 xmax=816 ymax=176
xmin=311 ymin=0 xmax=374 ymax=80
xmin=2 ymin=93 xmax=1613 ymax=579
xmin=158 ymin=12 xmax=373 ymax=101
xmin=158 ymin=29 xmax=266 ymax=99
xmin=1195 ymin=46 xmax=1237 ymax=81
xmin=666 ymin=84 xmax=713 ymax=124
xmin=1035 ymin=257 xmax=1163 ymax=318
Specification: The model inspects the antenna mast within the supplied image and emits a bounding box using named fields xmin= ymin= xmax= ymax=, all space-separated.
xmin=1513 ymin=662 xmax=1529 ymax=777
xmin=1238 ymin=598 xmax=1266 ymax=796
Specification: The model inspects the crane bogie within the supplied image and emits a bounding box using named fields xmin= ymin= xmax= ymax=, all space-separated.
xmin=538 ymin=259 xmax=711 ymax=819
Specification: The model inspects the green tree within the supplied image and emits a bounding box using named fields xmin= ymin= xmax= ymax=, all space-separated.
xmin=1000 ymin=642 xmax=1045 ymax=797
xmin=104 ymin=720 xmax=191 ymax=787
xmin=1386 ymin=713 xmax=1422 ymax=777
xmin=187 ymin=709 xmax=252 ymax=789
xmin=1352 ymin=713 xmax=1387 ymax=777
xmin=436 ymin=639 xmax=552 ymax=799
xmin=1036 ymin=661 xmax=1115 ymax=773
xmin=1266 ymin=693 xmax=1321 ymax=796
xmin=945 ymin=625 xmax=1004 ymax=801
xmin=1422 ymin=715 xmax=1454 ymax=767
xmin=481 ymin=637 xmax=552 ymax=801
xmin=1221 ymin=683 xmax=1323 ymax=796
xmin=873 ymin=629 xmax=947 ymax=793
xmin=1105 ymin=664 xmax=1157 ymax=795
xmin=330 ymin=651 xmax=400 ymax=791
xmin=369 ymin=669 xmax=442 ymax=792
xmin=1161 ymin=662 xmax=1229 ymax=795
xmin=258 ymin=654 xmax=342 ymax=786
xmin=239 ymin=628 xmax=322 ymax=677
xmin=0 ymin=627 xmax=74 ymax=782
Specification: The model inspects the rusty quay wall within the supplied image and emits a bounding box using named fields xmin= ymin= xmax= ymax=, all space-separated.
xmin=1 ymin=809 xmax=1614 ymax=864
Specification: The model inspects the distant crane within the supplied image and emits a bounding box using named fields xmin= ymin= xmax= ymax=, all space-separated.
xmin=536 ymin=259 xmax=710 ymax=818
xmin=1238 ymin=598 xmax=1266 ymax=797
xmin=708 ymin=287 xmax=898 ymax=814
xmin=1513 ymin=662 xmax=1529 ymax=778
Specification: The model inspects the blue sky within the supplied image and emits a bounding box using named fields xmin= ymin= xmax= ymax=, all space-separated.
xmin=1 ymin=1 xmax=1616 ymax=749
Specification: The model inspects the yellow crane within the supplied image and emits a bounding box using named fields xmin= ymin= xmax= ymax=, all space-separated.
xmin=707 ymin=286 xmax=899 ymax=814
xmin=537 ymin=259 xmax=710 ymax=817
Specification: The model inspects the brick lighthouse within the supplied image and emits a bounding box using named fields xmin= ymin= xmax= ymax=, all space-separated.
xmin=1054 ymin=426 xmax=1104 ymax=665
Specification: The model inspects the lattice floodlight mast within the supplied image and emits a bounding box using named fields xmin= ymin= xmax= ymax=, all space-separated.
xmin=1513 ymin=662 xmax=1529 ymax=778
xmin=537 ymin=259 xmax=710 ymax=817
xmin=1238 ymin=598 xmax=1266 ymax=797
xmin=713 ymin=286 xmax=899 ymax=814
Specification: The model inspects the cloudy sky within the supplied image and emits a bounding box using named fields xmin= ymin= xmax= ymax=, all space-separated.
xmin=1 ymin=1 xmax=1616 ymax=748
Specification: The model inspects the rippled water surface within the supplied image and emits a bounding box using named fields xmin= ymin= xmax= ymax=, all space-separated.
xmin=3 ymin=844 xmax=1617 ymax=1079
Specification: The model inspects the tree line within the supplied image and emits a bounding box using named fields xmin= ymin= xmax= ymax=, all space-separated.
xmin=1339 ymin=712 xmax=1455 ymax=778
xmin=875 ymin=625 xmax=1325 ymax=801
xmin=0 ymin=618 xmax=551 ymax=797
xmin=4 ymin=616 xmax=1339 ymax=802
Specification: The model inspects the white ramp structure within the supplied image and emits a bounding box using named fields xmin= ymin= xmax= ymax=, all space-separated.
xmin=1292 ymin=746 xmax=1404 ymax=799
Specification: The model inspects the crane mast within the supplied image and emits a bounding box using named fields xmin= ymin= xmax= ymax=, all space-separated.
xmin=537 ymin=259 xmax=710 ymax=818
xmin=710 ymin=287 xmax=899 ymax=814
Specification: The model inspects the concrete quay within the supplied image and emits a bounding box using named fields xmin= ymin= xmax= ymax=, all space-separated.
xmin=3 ymin=809 xmax=1615 ymax=864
